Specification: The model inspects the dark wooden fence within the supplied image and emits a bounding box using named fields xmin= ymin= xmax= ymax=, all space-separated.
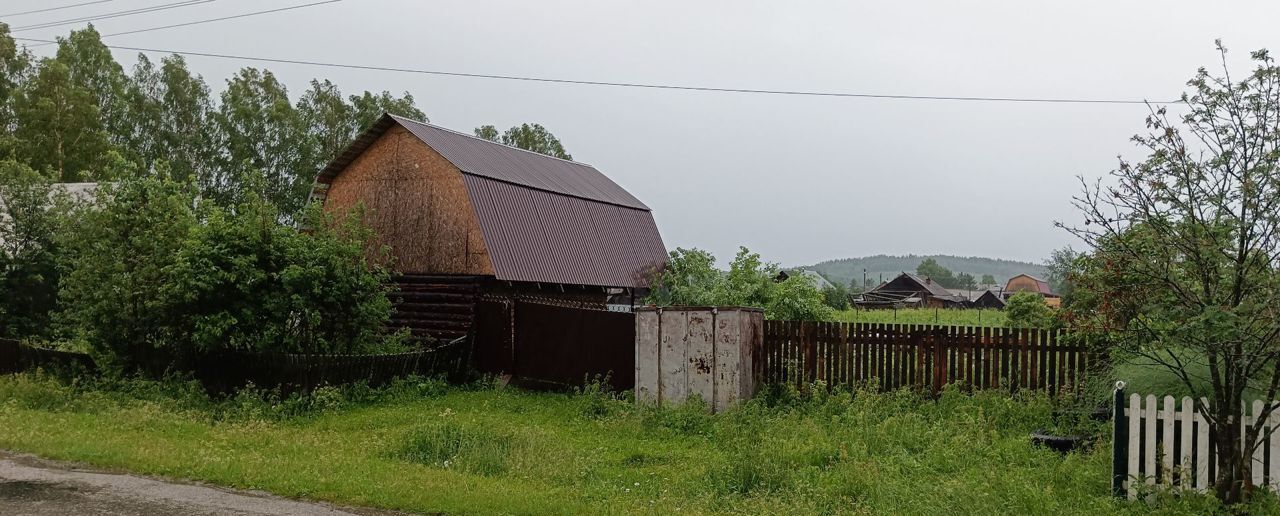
xmin=0 ymin=338 xmax=97 ymax=374
xmin=195 ymin=338 xmax=471 ymax=393
xmin=763 ymin=321 xmax=1097 ymax=395
xmin=0 ymin=338 xmax=469 ymax=393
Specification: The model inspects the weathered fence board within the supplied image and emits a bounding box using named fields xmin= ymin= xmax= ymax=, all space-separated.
xmin=1116 ymin=391 xmax=1280 ymax=497
xmin=762 ymin=321 xmax=1094 ymax=395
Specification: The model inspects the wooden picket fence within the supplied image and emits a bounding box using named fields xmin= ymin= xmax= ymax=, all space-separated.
xmin=1114 ymin=391 xmax=1280 ymax=497
xmin=762 ymin=321 xmax=1095 ymax=395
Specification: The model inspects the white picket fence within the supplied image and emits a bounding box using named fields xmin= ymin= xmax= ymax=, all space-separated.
xmin=1120 ymin=393 xmax=1280 ymax=498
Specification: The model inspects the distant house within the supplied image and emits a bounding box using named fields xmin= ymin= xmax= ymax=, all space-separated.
xmin=1003 ymin=274 xmax=1061 ymax=308
xmin=971 ymin=290 xmax=1007 ymax=309
xmin=315 ymin=114 xmax=667 ymax=340
xmin=776 ymin=269 xmax=835 ymax=290
xmin=853 ymin=272 xmax=967 ymax=309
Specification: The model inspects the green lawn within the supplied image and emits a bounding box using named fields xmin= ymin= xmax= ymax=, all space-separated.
xmin=0 ymin=373 xmax=1259 ymax=515
xmin=833 ymin=308 xmax=1007 ymax=327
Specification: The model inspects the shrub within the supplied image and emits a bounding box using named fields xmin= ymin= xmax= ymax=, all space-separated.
xmin=646 ymin=246 xmax=832 ymax=321
xmin=1004 ymin=291 xmax=1054 ymax=329
xmin=0 ymin=161 xmax=76 ymax=339
xmin=56 ymin=173 xmax=395 ymax=375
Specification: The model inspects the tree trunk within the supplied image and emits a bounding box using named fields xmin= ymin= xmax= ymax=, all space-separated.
xmin=1214 ymin=419 xmax=1246 ymax=504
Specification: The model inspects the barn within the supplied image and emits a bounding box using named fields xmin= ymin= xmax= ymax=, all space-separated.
xmin=853 ymin=272 xmax=967 ymax=309
xmin=1003 ymin=274 xmax=1061 ymax=308
xmin=971 ymin=289 xmax=1007 ymax=309
xmin=315 ymin=114 xmax=668 ymax=347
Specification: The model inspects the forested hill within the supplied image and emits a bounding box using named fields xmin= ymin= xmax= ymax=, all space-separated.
xmin=803 ymin=255 xmax=1048 ymax=288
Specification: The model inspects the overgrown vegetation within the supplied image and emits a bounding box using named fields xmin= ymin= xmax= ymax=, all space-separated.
xmin=646 ymin=247 xmax=833 ymax=320
xmin=1063 ymin=43 xmax=1280 ymax=504
xmin=4 ymin=372 xmax=1267 ymax=515
xmin=0 ymin=167 xmax=398 ymax=374
xmin=1005 ymin=291 xmax=1056 ymax=329
xmin=832 ymin=307 xmax=1008 ymax=326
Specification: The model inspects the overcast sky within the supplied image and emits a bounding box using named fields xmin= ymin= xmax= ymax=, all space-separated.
xmin=12 ymin=0 xmax=1280 ymax=266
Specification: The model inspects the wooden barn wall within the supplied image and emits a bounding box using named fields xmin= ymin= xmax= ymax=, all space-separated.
xmin=1005 ymin=276 xmax=1041 ymax=293
xmin=323 ymin=126 xmax=494 ymax=275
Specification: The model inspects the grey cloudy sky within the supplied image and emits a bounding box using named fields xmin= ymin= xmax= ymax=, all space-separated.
xmin=13 ymin=0 xmax=1280 ymax=266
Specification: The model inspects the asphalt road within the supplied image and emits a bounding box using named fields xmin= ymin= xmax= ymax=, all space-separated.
xmin=0 ymin=451 xmax=398 ymax=516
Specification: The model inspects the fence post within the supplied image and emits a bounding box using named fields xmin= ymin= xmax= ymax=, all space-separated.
xmin=1112 ymin=380 xmax=1129 ymax=498
xmin=931 ymin=328 xmax=945 ymax=394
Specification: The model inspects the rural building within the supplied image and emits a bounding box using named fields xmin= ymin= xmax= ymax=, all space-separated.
xmin=971 ymin=289 xmax=1007 ymax=309
xmin=315 ymin=114 xmax=667 ymax=343
xmin=853 ymin=272 xmax=967 ymax=309
xmin=1003 ymin=274 xmax=1061 ymax=308
xmin=776 ymin=269 xmax=835 ymax=290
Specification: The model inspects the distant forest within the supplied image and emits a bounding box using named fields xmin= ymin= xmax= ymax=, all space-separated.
xmin=803 ymin=255 xmax=1048 ymax=289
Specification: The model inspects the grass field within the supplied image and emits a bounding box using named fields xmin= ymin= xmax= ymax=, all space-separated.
xmin=1 ymin=373 xmax=1267 ymax=515
xmin=832 ymin=308 xmax=1007 ymax=327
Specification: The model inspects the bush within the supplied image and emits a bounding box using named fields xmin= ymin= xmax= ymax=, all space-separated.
xmin=1004 ymin=291 xmax=1055 ymax=329
xmin=646 ymin=246 xmax=832 ymax=321
xmin=56 ymin=173 xmax=396 ymax=375
xmin=0 ymin=161 xmax=75 ymax=339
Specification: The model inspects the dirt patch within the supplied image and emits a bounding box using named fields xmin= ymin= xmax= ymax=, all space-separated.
xmin=0 ymin=451 xmax=406 ymax=516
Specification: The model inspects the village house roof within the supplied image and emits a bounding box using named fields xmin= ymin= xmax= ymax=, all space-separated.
xmin=1004 ymin=274 xmax=1056 ymax=296
xmin=316 ymin=115 xmax=667 ymax=288
xmin=855 ymin=272 xmax=967 ymax=305
xmin=777 ymin=269 xmax=835 ymax=290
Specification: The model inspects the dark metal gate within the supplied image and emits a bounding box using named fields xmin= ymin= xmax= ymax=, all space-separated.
xmin=473 ymin=300 xmax=635 ymax=390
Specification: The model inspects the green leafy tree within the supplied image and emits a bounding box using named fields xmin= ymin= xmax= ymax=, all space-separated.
xmin=124 ymin=54 xmax=216 ymax=183
xmin=1003 ymin=292 xmax=1053 ymax=329
xmin=1043 ymin=247 xmax=1081 ymax=302
xmin=163 ymin=187 xmax=393 ymax=356
xmin=646 ymin=246 xmax=831 ymax=321
xmin=56 ymin=170 xmax=195 ymax=372
xmin=955 ymin=272 xmax=977 ymax=290
xmin=645 ymin=247 xmax=721 ymax=307
xmin=13 ymin=58 xmax=108 ymax=181
xmin=916 ymin=258 xmax=958 ymax=289
xmin=212 ymin=68 xmax=309 ymax=214
xmin=58 ymin=170 xmax=395 ymax=373
xmin=474 ymin=123 xmax=572 ymax=160
xmin=981 ymin=274 xmax=997 ymax=286
xmin=1062 ymin=43 xmax=1280 ymax=504
xmin=0 ymin=24 xmax=31 ymax=156
xmin=349 ymin=89 xmax=425 ymax=130
xmin=297 ymin=79 xmax=356 ymax=171
xmin=0 ymin=161 xmax=71 ymax=338
xmin=821 ymin=282 xmax=851 ymax=311
xmin=53 ymin=26 xmax=132 ymax=161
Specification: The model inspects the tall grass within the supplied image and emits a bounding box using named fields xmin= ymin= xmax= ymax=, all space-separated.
xmin=832 ymin=307 xmax=1007 ymax=326
xmin=0 ymin=372 xmax=1274 ymax=514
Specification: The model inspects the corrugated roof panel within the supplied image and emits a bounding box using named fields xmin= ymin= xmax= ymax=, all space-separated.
xmin=392 ymin=115 xmax=649 ymax=210
xmin=462 ymin=174 xmax=666 ymax=288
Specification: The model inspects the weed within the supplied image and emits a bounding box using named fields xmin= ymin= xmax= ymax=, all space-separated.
xmin=397 ymin=421 xmax=516 ymax=476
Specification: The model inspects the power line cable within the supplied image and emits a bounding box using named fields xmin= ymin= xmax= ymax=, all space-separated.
xmin=0 ymin=0 xmax=115 ymax=18
xmin=12 ymin=36 xmax=1177 ymax=105
xmin=12 ymin=0 xmax=216 ymax=32
xmin=27 ymin=0 xmax=342 ymax=46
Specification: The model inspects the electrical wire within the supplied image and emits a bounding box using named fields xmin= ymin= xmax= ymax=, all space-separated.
xmin=12 ymin=0 xmax=216 ymax=32
xmin=12 ymin=36 xmax=1177 ymax=105
xmin=0 ymin=0 xmax=115 ymax=18
xmin=24 ymin=0 xmax=342 ymax=46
